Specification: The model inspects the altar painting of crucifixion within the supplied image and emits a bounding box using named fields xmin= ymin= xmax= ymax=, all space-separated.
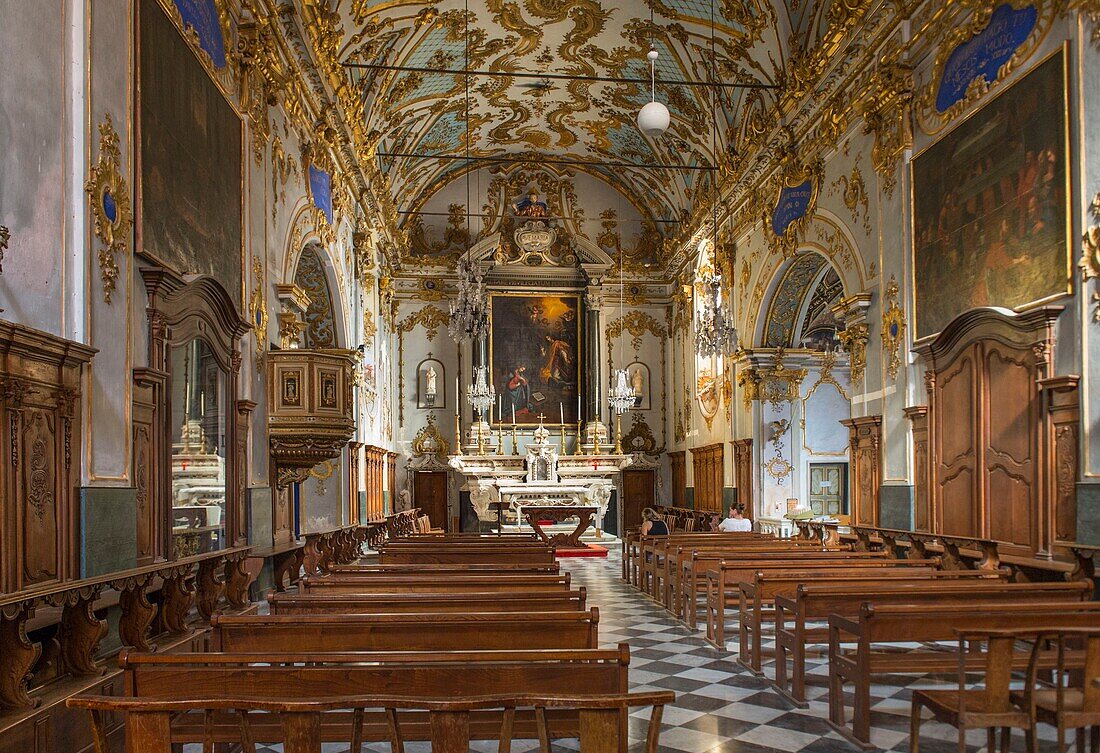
xmin=489 ymin=292 xmax=582 ymax=426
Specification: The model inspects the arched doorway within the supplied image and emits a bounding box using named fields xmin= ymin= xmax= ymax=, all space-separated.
xmin=753 ymin=251 xmax=852 ymax=522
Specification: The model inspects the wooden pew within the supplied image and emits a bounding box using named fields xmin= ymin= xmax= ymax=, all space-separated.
xmin=666 ymin=540 xmax=840 ymax=619
xmin=828 ymin=601 xmax=1100 ymax=747
xmin=299 ymin=572 xmax=571 ymax=594
xmin=106 ymin=647 xmax=632 ymax=744
xmin=731 ymin=568 xmax=1007 ymax=669
xmin=635 ymin=533 xmax=778 ymax=595
xmin=622 ymin=531 xmax=770 ymax=585
xmin=211 ymin=609 xmax=601 ymax=652
xmin=328 ymin=562 xmax=561 ymax=574
xmin=269 ymin=589 xmax=588 ymax=615
xmin=70 ymin=690 xmax=674 ymax=753
xmin=695 ymin=555 xmax=938 ymax=631
xmin=774 ymin=580 xmax=1091 ymax=706
xmin=379 ymin=547 xmax=556 ymax=565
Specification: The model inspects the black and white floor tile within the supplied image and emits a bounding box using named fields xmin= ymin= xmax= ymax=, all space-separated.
xmin=193 ymin=548 xmax=1066 ymax=753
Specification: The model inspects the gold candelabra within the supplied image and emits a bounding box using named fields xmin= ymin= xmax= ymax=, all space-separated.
xmin=454 ymin=413 xmax=462 ymax=456
xmin=573 ymin=420 xmax=584 ymax=456
xmin=559 ymin=425 xmax=567 ymax=454
xmin=477 ymin=418 xmax=486 ymax=456
xmin=496 ymin=420 xmax=505 ymax=455
xmin=613 ymin=412 xmax=624 ymax=455
xmin=511 ymin=423 xmax=519 ymax=455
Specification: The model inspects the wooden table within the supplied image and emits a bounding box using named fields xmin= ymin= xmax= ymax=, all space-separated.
xmin=522 ymin=505 xmax=597 ymax=549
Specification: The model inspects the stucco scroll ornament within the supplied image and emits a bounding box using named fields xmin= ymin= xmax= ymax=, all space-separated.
xmin=880 ymin=275 xmax=906 ymax=380
xmin=1080 ymin=191 xmax=1100 ymax=322
xmin=85 ymin=114 xmax=132 ymax=304
xmin=249 ymin=256 xmax=268 ymax=365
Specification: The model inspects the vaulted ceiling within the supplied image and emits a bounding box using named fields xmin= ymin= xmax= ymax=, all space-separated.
xmin=337 ymin=0 xmax=849 ymax=264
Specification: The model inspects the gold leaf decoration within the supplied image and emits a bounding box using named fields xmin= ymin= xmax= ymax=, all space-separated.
xmin=85 ymin=114 xmax=131 ymax=305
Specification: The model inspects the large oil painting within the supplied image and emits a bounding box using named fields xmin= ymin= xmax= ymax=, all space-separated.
xmin=912 ymin=49 xmax=1070 ymax=340
xmin=138 ymin=0 xmax=243 ymax=305
xmin=490 ymin=293 xmax=582 ymax=426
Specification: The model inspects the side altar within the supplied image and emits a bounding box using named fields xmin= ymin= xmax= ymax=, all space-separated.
xmin=449 ymin=422 xmax=631 ymax=536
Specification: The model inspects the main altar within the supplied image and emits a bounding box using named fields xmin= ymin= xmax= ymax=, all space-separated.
xmin=449 ymin=420 xmax=631 ymax=541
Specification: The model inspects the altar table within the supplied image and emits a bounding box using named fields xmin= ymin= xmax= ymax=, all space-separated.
xmin=521 ymin=505 xmax=597 ymax=550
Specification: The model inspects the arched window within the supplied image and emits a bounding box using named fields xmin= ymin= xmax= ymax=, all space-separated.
xmin=294 ymin=244 xmax=338 ymax=348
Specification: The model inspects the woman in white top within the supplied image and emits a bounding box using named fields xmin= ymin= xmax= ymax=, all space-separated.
xmin=718 ymin=504 xmax=752 ymax=532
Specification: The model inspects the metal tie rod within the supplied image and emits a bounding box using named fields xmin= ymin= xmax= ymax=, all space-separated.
xmin=377 ymin=150 xmax=716 ymax=171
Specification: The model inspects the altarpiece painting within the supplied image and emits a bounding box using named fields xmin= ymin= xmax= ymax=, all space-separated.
xmin=490 ymin=293 xmax=582 ymax=425
xmin=912 ymin=49 xmax=1070 ymax=340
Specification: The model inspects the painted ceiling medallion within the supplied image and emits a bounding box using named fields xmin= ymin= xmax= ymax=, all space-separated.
xmin=85 ymin=113 xmax=132 ymax=305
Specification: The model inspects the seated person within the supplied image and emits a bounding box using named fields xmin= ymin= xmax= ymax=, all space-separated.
xmin=718 ymin=504 xmax=752 ymax=532
xmin=639 ymin=507 xmax=669 ymax=536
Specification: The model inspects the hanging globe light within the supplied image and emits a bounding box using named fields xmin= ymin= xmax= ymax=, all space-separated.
xmin=636 ymin=50 xmax=670 ymax=137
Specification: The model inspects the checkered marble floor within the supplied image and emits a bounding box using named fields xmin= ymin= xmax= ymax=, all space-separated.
xmin=189 ymin=549 xmax=1068 ymax=753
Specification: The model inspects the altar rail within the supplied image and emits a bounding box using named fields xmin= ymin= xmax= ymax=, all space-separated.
xmin=0 ymin=546 xmax=253 ymax=750
xmin=793 ymin=521 xmax=1097 ymax=586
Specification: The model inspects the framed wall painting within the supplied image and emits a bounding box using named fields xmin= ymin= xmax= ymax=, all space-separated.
xmin=911 ymin=47 xmax=1071 ymax=341
xmin=490 ymin=292 xmax=582 ymax=426
xmin=137 ymin=0 xmax=244 ymax=307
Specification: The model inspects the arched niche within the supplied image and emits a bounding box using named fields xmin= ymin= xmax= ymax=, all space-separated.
xmin=293 ymin=243 xmax=341 ymax=349
xmin=757 ymin=251 xmax=845 ymax=350
xmin=141 ymin=267 xmax=252 ymax=555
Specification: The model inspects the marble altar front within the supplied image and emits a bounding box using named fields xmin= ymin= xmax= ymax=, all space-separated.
xmin=450 ymin=422 xmax=630 ymax=532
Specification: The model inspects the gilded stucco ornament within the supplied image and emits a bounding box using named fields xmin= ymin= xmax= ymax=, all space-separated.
xmin=1080 ymin=192 xmax=1100 ymax=322
xmin=861 ymin=63 xmax=914 ymax=197
xmin=85 ymin=114 xmax=132 ymax=305
xmin=412 ymin=414 xmax=450 ymax=458
xmin=916 ymin=0 xmax=1056 ymax=135
xmin=837 ymin=321 xmax=869 ymax=385
xmin=762 ymin=156 xmax=823 ymax=258
xmin=1069 ymin=0 xmax=1100 ymax=49
xmin=830 ymin=163 xmax=871 ymax=235
xmin=249 ymin=256 xmax=268 ymax=363
xmin=880 ymin=276 xmax=906 ymax=381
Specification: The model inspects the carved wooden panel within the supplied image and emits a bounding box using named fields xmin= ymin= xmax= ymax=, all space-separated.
xmin=903 ymin=406 xmax=930 ymax=532
xmin=912 ymin=307 xmax=1062 ymax=556
xmin=1039 ymin=376 xmax=1080 ymax=545
xmin=669 ymin=451 xmax=686 ymax=507
xmin=386 ymin=452 xmax=398 ymax=516
xmin=841 ymin=416 xmax=881 ymax=528
xmin=935 ymin=353 xmax=978 ymax=537
xmin=731 ymin=439 xmax=754 ymax=520
xmin=690 ymin=443 xmax=724 ymax=512
xmin=234 ymin=401 xmax=255 ymax=547
xmin=132 ymin=368 xmax=166 ymax=565
xmin=983 ymin=343 xmax=1035 ymax=546
xmin=347 ymin=442 xmax=362 ymax=525
xmin=273 ymin=486 xmax=294 ymax=545
xmin=0 ymin=322 xmax=95 ymax=594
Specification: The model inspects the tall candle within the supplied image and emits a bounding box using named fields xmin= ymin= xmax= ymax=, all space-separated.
xmin=577 ymin=394 xmax=581 ymax=420
xmin=559 ymin=403 xmax=564 ymax=425
xmin=455 ymin=376 xmax=460 ymax=405
xmin=512 ymin=404 xmax=516 ymax=425
xmin=498 ymin=394 xmax=502 ymax=421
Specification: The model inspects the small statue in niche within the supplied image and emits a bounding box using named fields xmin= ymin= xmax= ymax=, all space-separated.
xmin=512 ymin=190 xmax=550 ymax=219
xmin=631 ymin=367 xmax=645 ymax=407
xmin=424 ymin=364 xmax=437 ymax=405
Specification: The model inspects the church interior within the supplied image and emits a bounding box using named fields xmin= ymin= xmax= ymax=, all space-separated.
xmin=2 ymin=0 xmax=1100 ymax=751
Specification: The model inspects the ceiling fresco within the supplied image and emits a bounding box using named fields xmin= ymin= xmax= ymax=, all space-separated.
xmin=337 ymin=0 xmax=846 ymax=264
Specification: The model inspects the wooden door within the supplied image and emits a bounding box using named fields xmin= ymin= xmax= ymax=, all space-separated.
xmin=808 ymin=463 xmax=847 ymax=516
xmin=621 ymin=469 xmax=655 ymax=531
xmin=413 ymin=471 xmax=449 ymax=531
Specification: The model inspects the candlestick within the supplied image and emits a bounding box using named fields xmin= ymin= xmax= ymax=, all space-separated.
xmin=559 ymin=424 xmax=567 ymax=454
xmin=614 ymin=412 xmax=624 ymax=455
xmin=574 ymin=420 xmax=583 ymax=456
xmin=496 ymin=420 xmax=505 ymax=456
xmin=454 ymin=412 xmax=462 ymax=456
xmin=511 ymin=424 xmax=519 ymax=455
xmin=477 ymin=415 xmax=485 ymax=456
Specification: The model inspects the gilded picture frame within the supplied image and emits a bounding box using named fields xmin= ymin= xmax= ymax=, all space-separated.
xmin=910 ymin=46 xmax=1072 ymax=342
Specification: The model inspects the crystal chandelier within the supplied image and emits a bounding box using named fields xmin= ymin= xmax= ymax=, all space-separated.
xmin=694 ymin=267 xmax=738 ymax=358
xmin=466 ymin=365 xmax=496 ymax=416
xmin=608 ymin=368 xmax=634 ymax=414
xmin=447 ymin=258 xmax=489 ymax=343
